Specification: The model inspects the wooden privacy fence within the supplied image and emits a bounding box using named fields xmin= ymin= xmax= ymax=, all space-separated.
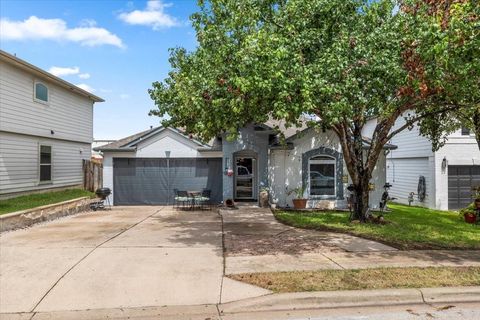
xmin=83 ymin=160 xmax=103 ymax=192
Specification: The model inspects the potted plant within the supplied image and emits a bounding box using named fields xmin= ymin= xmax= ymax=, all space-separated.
xmin=259 ymin=186 xmax=270 ymax=208
xmin=473 ymin=186 xmax=480 ymax=210
xmin=288 ymin=186 xmax=307 ymax=209
xmin=460 ymin=204 xmax=477 ymax=224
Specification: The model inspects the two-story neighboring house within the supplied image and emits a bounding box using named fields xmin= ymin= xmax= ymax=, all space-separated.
xmin=364 ymin=115 xmax=480 ymax=211
xmin=0 ymin=50 xmax=104 ymax=198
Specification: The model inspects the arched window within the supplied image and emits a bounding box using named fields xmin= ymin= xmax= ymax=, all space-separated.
xmin=309 ymin=155 xmax=336 ymax=197
xmin=34 ymin=82 xmax=49 ymax=103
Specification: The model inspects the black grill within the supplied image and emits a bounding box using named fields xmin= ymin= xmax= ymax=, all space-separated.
xmin=95 ymin=188 xmax=111 ymax=200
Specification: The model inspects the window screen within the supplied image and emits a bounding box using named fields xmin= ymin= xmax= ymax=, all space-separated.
xmin=310 ymin=157 xmax=335 ymax=196
xmin=35 ymin=83 xmax=48 ymax=102
xmin=40 ymin=145 xmax=52 ymax=182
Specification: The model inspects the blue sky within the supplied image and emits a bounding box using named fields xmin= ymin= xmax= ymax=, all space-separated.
xmin=0 ymin=0 xmax=199 ymax=139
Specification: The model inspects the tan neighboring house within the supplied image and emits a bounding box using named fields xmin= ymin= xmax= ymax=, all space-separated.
xmin=0 ymin=50 xmax=104 ymax=198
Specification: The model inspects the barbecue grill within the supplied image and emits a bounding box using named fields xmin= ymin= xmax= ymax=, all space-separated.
xmin=90 ymin=187 xmax=112 ymax=211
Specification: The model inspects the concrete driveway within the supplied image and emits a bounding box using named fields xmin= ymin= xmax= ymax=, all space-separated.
xmin=0 ymin=206 xmax=268 ymax=315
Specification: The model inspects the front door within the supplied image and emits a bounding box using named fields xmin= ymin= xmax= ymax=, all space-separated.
xmin=235 ymin=157 xmax=256 ymax=199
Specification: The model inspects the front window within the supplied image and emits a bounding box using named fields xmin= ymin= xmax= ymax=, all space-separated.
xmin=461 ymin=127 xmax=471 ymax=136
xmin=39 ymin=145 xmax=52 ymax=182
xmin=309 ymin=156 xmax=335 ymax=197
xmin=34 ymin=82 xmax=49 ymax=103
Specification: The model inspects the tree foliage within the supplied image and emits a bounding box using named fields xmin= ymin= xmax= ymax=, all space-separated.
xmin=150 ymin=0 xmax=479 ymax=220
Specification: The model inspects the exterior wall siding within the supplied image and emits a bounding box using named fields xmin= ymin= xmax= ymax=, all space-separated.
xmin=386 ymin=157 xmax=434 ymax=208
xmin=0 ymin=132 xmax=91 ymax=195
xmin=0 ymin=60 xmax=94 ymax=144
xmin=268 ymin=128 xmax=386 ymax=209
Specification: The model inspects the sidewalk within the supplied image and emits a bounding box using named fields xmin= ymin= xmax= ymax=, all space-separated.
xmin=226 ymin=249 xmax=480 ymax=274
xmin=221 ymin=205 xmax=480 ymax=274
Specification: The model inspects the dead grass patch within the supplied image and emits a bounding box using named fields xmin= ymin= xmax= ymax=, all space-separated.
xmin=229 ymin=267 xmax=480 ymax=293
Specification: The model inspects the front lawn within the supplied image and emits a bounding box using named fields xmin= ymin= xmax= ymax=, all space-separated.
xmin=274 ymin=203 xmax=480 ymax=250
xmin=229 ymin=267 xmax=480 ymax=293
xmin=0 ymin=189 xmax=94 ymax=215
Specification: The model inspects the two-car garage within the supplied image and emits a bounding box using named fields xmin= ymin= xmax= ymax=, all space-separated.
xmin=113 ymin=158 xmax=223 ymax=205
xmin=97 ymin=126 xmax=224 ymax=206
xmin=448 ymin=165 xmax=480 ymax=210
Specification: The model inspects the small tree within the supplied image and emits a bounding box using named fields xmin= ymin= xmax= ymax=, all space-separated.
xmin=150 ymin=0 xmax=479 ymax=221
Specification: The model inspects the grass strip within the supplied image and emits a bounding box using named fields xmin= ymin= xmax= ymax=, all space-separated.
xmin=0 ymin=189 xmax=94 ymax=215
xmin=274 ymin=203 xmax=480 ymax=250
xmin=229 ymin=267 xmax=480 ymax=293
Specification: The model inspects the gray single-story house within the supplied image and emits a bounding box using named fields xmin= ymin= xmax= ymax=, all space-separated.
xmin=95 ymin=123 xmax=396 ymax=209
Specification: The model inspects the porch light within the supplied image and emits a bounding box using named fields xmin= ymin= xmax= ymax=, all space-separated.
xmin=442 ymin=157 xmax=447 ymax=172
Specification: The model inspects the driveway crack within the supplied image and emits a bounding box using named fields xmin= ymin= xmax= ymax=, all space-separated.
xmin=30 ymin=207 xmax=164 ymax=313
xmin=218 ymin=210 xmax=227 ymax=305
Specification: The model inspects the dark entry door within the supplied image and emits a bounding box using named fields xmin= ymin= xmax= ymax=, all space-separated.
xmin=113 ymin=158 xmax=223 ymax=205
xmin=448 ymin=165 xmax=480 ymax=210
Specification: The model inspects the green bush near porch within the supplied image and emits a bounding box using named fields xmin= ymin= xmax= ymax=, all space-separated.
xmin=0 ymin=189 xmax=94 ymax=215
xmin=274 ymin=203 xmax=480 ymax=250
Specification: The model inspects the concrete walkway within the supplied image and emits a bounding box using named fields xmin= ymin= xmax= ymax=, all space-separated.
xmin=0 ymin=206 xmax=268 ymax=315
xmin=221 ymin=205 xmax=480 ymax=274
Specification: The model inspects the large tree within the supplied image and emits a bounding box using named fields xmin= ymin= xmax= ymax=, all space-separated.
xmin=149 ymin=0 xmax=479 ymax=221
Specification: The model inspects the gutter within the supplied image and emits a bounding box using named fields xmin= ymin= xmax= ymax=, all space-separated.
xmin=93 ymin=147 xmax=136 ymax=152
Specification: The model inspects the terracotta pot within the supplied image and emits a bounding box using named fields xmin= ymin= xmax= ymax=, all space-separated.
xmin=292 ymin=199 xmax=307 ymax=209
xmin=225 ymin=199 xmax=235 ymax=208
xmin=464 ymin=213 xmax=477 ymax=224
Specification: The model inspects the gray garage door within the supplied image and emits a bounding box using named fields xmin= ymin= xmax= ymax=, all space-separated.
xmin=448 ymin=165 xmax=480 ymax=210
xmin=113 ymin=158 xmax=223 ymax=205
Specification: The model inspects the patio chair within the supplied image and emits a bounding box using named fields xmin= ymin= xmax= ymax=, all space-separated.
xmin=198 ymin=189 xmax=211 ymax=210
xmin=174 ymin=190 xmax=190 ymax=209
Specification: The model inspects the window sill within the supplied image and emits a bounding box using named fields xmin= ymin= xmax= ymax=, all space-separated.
xmin=34 ymin=98 xmax=50 ymax=106
xmin=38 ymin=181 xmax=53 ymax=185
xmin=309 ymin=196 xmax=337 ymax=200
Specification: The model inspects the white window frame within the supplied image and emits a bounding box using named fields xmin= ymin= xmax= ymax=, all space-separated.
xmin=39 ymin=145 xmax=53 ymax=184
xmin=34 ymin=81 xmax=49 ymax=105
xmin=309 ymin=156 xmax=336 ymax=198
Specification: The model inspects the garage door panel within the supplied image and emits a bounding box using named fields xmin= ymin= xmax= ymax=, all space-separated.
xmin=448 ymin=165 xmax=480 ymax=210
xmin=113 ymin=158 xmax=222 ymax=205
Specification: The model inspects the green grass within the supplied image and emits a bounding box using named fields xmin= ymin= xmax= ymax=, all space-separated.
xmin=229 ymin=267 xmax=480 ymax=293
xmin=274 ymin=203 xmax=480 ymax=250
xmin=0 ymin=189 xmax=94 ymax=215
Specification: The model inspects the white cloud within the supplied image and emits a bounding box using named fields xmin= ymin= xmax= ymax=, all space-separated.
xmin=0 ymin=16 xmax=124 ymax=48
xmin=118 ymin=0 xmax=178 ymax=30
xmin=76 ymin=83 xmax=95 ymax=93
xmin=48 ymin=66 xmax=80 ymax=77
xmin=78 ymin=73 xmax=91 ymax=79
xmin=119 ymin=93 xmax=130 ymax=99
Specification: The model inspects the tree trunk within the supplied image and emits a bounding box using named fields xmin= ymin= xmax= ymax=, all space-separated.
xmin=473 ymin=108 xmax=480 ymax=151
xmin=351 ymin=177 xmax=371 ymax=222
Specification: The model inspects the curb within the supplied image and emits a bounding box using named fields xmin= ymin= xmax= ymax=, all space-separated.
xmin=219 ymin=286 xmax=480 ymax=314
xmin=1 ymin=287 xmax=478 ymax=319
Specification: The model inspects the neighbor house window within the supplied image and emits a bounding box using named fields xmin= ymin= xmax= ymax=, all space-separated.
xmin=461 ymin=127 xmax=471 ymax=136
xmin=34 ymin=82 xmax=49 ymax=103
xmin=309 ymin=155 xmax=336 ymax=197
xmin=39 ymin=145 xmax=52 ymax=182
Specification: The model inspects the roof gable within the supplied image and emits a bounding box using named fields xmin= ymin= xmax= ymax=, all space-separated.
xmin=94 ymin=126 xmax=212 ymax=152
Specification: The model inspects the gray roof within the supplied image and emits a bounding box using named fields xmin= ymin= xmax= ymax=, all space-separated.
xmin=264 ymin=118 xmax=309 ymax=139
xmin=94 ymin=128 xmax=155 ymax=151
xmin=94 ymin=126 xmax=214 ymax=152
